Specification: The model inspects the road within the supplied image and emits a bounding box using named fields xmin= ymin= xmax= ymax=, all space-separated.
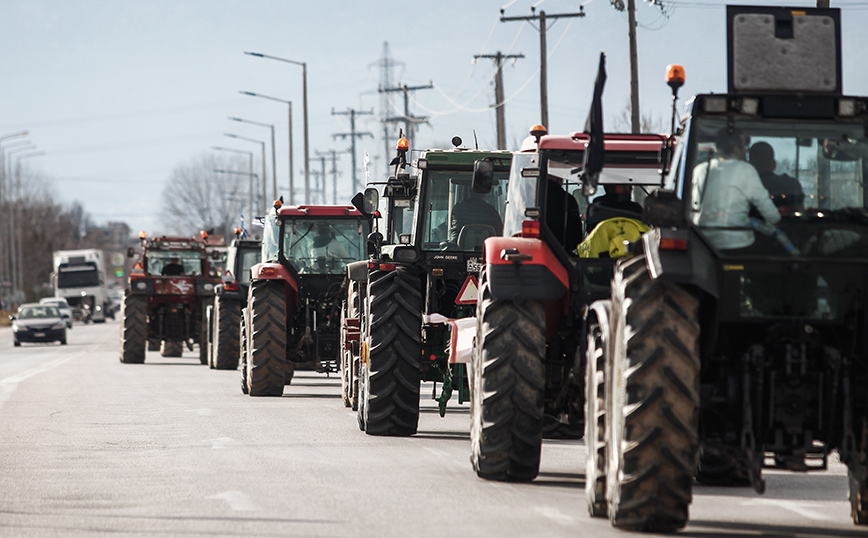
xmin=0 ymin=320 xmax=865 ymax=537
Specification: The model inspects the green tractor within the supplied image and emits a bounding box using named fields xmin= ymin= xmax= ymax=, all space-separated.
xmin=341 ymin=136 xmax=512 ymax=435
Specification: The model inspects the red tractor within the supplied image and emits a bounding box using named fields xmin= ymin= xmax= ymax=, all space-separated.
xmin=120 ymin=234 xmax=219 ymax=364
xmin=470 ymin=128 xmax=666 ymax=480
xmin=240 ymin=202 xmax=371 ymax=396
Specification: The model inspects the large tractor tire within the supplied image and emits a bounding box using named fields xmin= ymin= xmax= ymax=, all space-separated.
xmin=198 ymin=311 xmax=209 ymax=365
xmin=849 ymin=421 xmax=868 ymax=525
xmin=213 ymin=296 xmax=241 ymax=370
xmin=470 ymin=273 xmax=546 ymax=481
xmin=148 ymin=337 xmax=160 ymax=352
xmin=247 ymin=280 xmax=287 ymax=397
xmin=359 ymin=267 xmax=422 ymax=436
xmin=240 ymin=311 xmax=250 ymax=395
xmin=585 ymin=317 xmax=608 ymax=517
xmin=160 ymin=340 xmax=183 ymax=357
xmin=605 ymin=255 xmax=700 ymax=533
xmin=119 ymin=294 xmax=146 ymax=364
xmin=341 ymin=282 xmax=362 ymax=409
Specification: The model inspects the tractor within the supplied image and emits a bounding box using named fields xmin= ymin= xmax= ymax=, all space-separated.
xmin=120 ymin=234 xmax=218 ymax=364
xmin=205 ymin=229 xmax=261 ymax=370
xmin=584 ymin=6 xmax=868 ymax=532
xmin=470 ymin=127 xmax=666 ymax=480
xmin=341 ymin=136 xmax=513 ymax=436
xmin=240 ymin=202 xmax=370 ymax=396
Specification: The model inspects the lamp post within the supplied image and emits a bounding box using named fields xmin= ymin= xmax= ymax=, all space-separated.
xmin=0 ymin=132 xmax=29 ymax=287
xmin=4 ymin=144 xmax=36 ymax=295
xmin=212 ymin=146 xmax=254 ymax=223
xmin=225 ymin=133 xmax=267 ymax=212
xmin=239 ymin=90 xmax=294 ymax=205
xmin=244 ymin=52 xmax=309 ymax=203
xmin=11 ymin=150 xmax=43 ymax=291
xmin=213 ymin=169 xmax=260 ymax=222
xmin=228 ymin=117 xmax=277 ymax=202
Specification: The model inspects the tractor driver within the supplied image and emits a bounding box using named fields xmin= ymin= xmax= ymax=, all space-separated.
xmin=448 ymin=190 xmax=503 ymax=247
xmin=692 ymin=129 xmax=780 ymax=252
xmin=311 ymin=221 xmax=350 ymax=264
xmin=161 ymin=256 xmax=184 ymax=276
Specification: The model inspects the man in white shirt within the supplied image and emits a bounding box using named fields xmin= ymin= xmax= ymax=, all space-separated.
xmin=692 ymin=130 xmax=780 ymax=250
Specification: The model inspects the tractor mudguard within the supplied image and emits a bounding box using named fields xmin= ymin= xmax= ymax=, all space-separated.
xmin=249 ymin=262 xmax=299 ymax=311
xmin=483 ymin=237 xmax=569 ymax=301
xmin=345 ymin=260 xmax=369 ymax=283
xmin=642 ymin=228 xmax=719 ymax=298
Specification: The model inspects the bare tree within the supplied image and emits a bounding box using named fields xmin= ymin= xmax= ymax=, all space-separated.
xmin=159 ymin=152 xmax=254 ymax=239
xmin=610 ymin=99 xmax=666 ymax=134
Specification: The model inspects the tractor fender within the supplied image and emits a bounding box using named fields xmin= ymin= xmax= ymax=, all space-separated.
xmin=482 ymin=236 xmax=569 ymax=301
xmin=345 ymin=260 xmax=369 ymax=284
xmin=249 ymin=262 xmax=299 ymax=309
xmin=642 ymin=228 xmax=718 ymax=298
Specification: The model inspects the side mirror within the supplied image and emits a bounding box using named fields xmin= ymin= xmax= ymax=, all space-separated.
xmin=363 ymin=188 xmax=379 ymax=215
xmin=126 ymin=247 xmax=136 ymax=258
xmin=472 ymin=159 xmax=494 ymax=194
xmin=367 ymin=231 xmax=383 ymax=258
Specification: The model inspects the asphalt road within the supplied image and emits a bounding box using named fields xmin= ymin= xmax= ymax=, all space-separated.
xmin=0 ymin=320 xmax=866 ymax=537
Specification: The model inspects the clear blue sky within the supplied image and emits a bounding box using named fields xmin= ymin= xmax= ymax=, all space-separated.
xmin=2 ymin=0 xmax=867 ymax=235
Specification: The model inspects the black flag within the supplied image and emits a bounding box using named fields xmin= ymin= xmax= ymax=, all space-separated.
xmin=581 ymin=52 xmax=606 ymax=195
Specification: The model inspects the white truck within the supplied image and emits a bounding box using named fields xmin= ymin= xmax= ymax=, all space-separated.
xmin=52 ymin=249 xmax=109 ymax=323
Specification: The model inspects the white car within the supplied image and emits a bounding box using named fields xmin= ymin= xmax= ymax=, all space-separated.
xmin=39 ymin=297 xmax=74 ymax=329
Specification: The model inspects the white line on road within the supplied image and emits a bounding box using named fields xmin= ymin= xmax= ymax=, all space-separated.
xmin=0 ymin=353 xmax=83 ymax=410
xmin=533 ymin=506 xmax=575 ymax=525
xmin=207 ymin=490 xmax=258 ymax=511
xmin=204 ymin=437 xmax=238 ymax=449
xmin=744 ymin=499 xmax=834 ymax=521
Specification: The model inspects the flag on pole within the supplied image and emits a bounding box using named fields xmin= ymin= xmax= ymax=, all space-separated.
xmin=581 ymin=52 xmax=607 ymax=196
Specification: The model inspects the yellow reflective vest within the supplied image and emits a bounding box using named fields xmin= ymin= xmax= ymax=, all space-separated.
xmin=578 ymin=217 xmax=650 ymax=259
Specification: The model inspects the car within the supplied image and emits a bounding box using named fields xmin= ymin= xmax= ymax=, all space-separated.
xmin=39 ymin=297 xmax=74 ymax=329
xmin=11 ymin=303 xmax=68 ymax=346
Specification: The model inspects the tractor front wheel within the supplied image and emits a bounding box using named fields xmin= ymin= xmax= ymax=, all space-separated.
xmin=214 ymin=296 xmax=241 ymax=370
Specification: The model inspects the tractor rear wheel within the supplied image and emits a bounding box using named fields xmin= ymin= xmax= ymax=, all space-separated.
xmin=585 ymin=318 xmax=608 ymax=517
xmin=470 ymin=273 xmax=545 ymax=481
xmin=119 ymin=294 xmax=146 ymax=364
xmin=214 ymin=296 xmax=241 ymax=370
xmin=340 ymin=300 xmax=352 ymax=407
xmin=161 ymin=340 xmax=183 ymax=357
xmin=849 ymin=423 xmax=868 ymax=525
xmin=147 ymin=337 xmax=159 ymax=352
xmin=240 ymin=310 xmax=249 ymax=395
xmin=606 ymin=255 xmax=700 ymax=533
xmin=359 ymin=268 xmax=422 ymax=436
xmin=248 ymin=280 xmax=287 ymax=396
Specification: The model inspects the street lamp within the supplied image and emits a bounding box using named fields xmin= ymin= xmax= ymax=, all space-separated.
xmin=228 ymin=116 xmax=277 ymax=202
xmin=224 ymin=133 xmax=267 ymax=211
xmin=213 ymin=169 xmax=261 ymax=222
xmin=239 ymin=90 xmax=294 ymax=205
xmin=0 ymin=132 xmax=29 ymax=288
xmin=212 ymin=146 xmax=254 ymax=224
xmin=244 ymin=51 xmax=309 ymax=203
xmin=4 ymin=144 xmax=36 ymax=294
xmin=11 ymin=150 xmax=43 ymax=291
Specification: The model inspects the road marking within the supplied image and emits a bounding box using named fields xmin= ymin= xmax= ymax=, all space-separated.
xmin=533 ymin=506 xmax=574 ymax=525
xmin=744 ymin=499 xmax=833 ymax=521
xmin=422 ymin=447 xmax=449 ymax=458
xmin=0 ymin=354 xmax=82 ymax=410
xmin=204 ymin=437 xmax=238 ymax=449
xmin=207 ymin=490 xmax=257 ymax=511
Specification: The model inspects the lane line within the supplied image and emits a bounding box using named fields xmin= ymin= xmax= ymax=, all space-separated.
xmin=744 ymin=499 xmax=834 ymax=521
xmin=207 ymin=490 xmax=258 ymax=511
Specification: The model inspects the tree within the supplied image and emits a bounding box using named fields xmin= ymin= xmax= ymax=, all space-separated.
xmin=159 ymin=152 xmax=255 ymax=239
xmin=611 ymin=99 xmax=666 ymax=134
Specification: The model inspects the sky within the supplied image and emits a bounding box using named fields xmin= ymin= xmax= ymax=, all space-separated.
xmin=3 ymin=0 xmax=868 ymax=236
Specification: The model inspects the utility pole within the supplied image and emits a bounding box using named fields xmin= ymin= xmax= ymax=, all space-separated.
xmin=610 ymin=0 xmax=641 ymax=133
xmin=817 ymin=0 xmax=830 ymax=6
xmin=309 ymin=155 xmax=328 ymax=204
xmin=371 ymin=42 xmax=404 ymax=179
xmin=474 ymin=52 xmax=524 ymax=150
xmin=332 ymin=108 xmax=374 ymax=193
xmin=500 ymin=7 xmax=586 ymax=129
xmin=316 ymin=149 xmax=351 ymax=204
xmin=380 ymin=82 xmax=433 ymax=149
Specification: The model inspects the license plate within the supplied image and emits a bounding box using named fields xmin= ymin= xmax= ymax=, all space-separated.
xmin=33 ymin=332 xmax=45 ymax=337
xmin=467 ymin=258 xmax=483 ymax=273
